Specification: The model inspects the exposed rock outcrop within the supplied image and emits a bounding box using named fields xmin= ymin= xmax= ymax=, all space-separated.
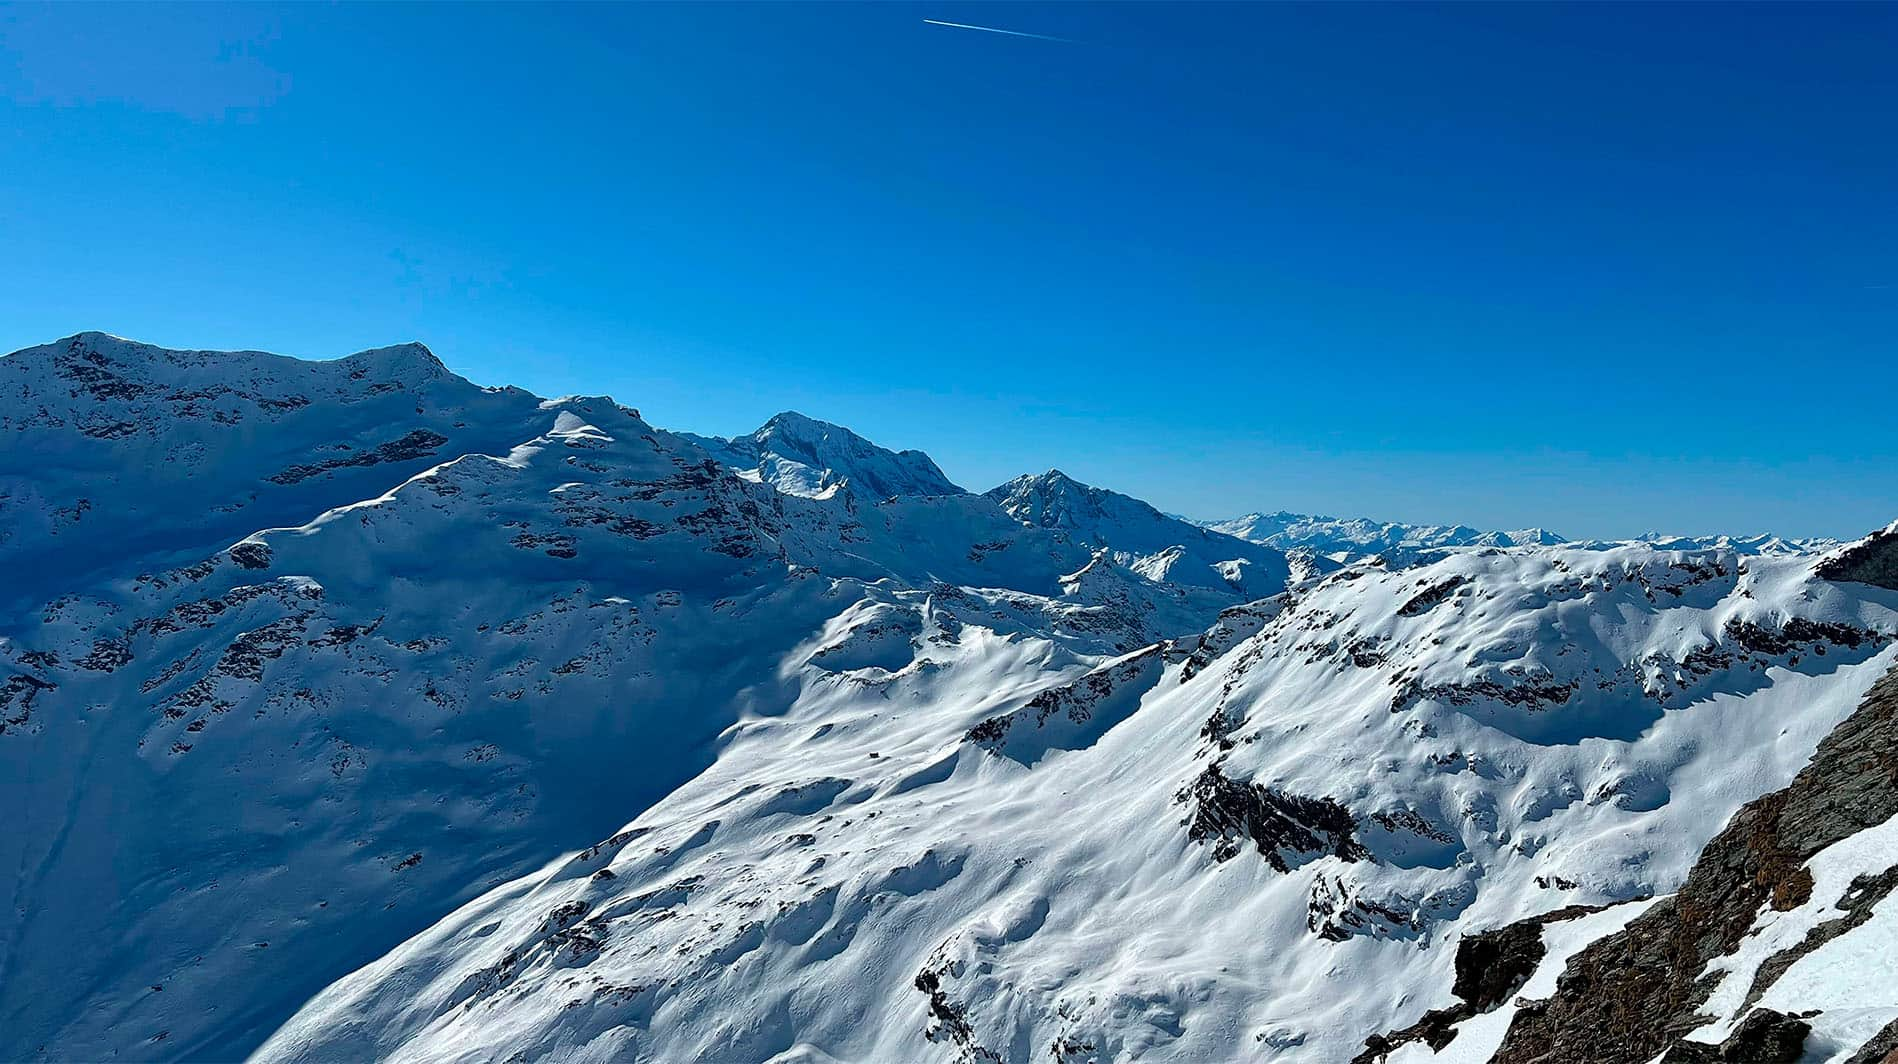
xmin=1489 ymin=664 xmax=1898 ymax=1064
xmin=1656 ymin=1008 xmax=1810 ymax=1063
xmin=1351 ymin=904 xmax=1610 ymax=1062
xmin=1818 ymin=524 xmax=1898 ymax=592
xmin=1179 ymin=761 xmax=1366 ymax=870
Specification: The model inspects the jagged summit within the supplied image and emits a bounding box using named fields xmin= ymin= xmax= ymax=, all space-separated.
xmin=756 ymin=409 xmax=854 ymax=439
xmin=985 ymin=469 xmax=1124 ymax=529
xmin=987 ymin=469 xmax=1247 ymax=552
xmin=334 ymin=340 xmax=452 ymax=381
xmin=754 ymin=409 xmax=950 ymax=473
xmin=675 ymin=409 xmax=962 ymax=501
xmin=986 ymin=469 xmax=1296 ymax=599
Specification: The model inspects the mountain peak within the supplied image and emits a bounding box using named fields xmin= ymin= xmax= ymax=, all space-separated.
xmin=984 ymin=468 xmax=1294 ymax=598
xmin=1028 ymin=467 xmax=1085 ymax=489
xmin=338 ymin=341 xmax=449 ymax=380
xmin=986 ymin=469 xmax=1160 ymax=529
xmin=683 ymin=410 xmax=962 ymax=500
xmin=757 ymin=409 xmax=831 ymax=436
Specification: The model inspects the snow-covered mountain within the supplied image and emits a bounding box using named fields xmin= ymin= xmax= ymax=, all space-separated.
xmin=988 ymin=470 xmax=1299 ymax=599
xmin=673 ymin=410 xmax=962 ymax=501
xmin=5 ymin=333 xmax=1897 ymax=1064
xmin=0 ymin=332 xmax=552 ymax=615
xmin=1620 ymin=531 xmax=1840 ymax=555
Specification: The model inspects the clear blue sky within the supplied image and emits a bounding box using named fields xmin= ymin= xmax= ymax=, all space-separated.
xmin=4 ymin=2 xmax=1895 ymax=539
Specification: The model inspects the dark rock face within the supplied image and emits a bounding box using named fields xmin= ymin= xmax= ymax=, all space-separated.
xmin=1818 ymin=527 xmax=1898 ymax=592
xmin=55 ymin=340 xmax=150 ymax=402
xmin=1 ymin=672 xmax=57 ymax=733
xmin=1308 ymin=875 xmax=1418 ymax=942
xmin=1657 ymin=1009 xmax=1809 ymax=1063
xmin=913 ymin=966 xmax=998 ymax=1062
xmin=229 ymin=542 xmax=271 ymax=570
xmin=1397 ymin=577 xmax=1466 ymax=617
xmin=268 ymin=429 xmax=450 ymax=485
xmin=1351 ymin=904 xmax=1608 ymax=1063
xmin=1724 ymin=616 xmax=1879 ymax=656
xmin=1452 ymin=920 xmax=1552 ymax=1011
xmin=1389 ymin=673 xmax=1580 ymax=716
xmin=1179 ymin=762 xmax=1366 ymax=870
xmin=1490 ymin=664 xmax=1898 ymax=1064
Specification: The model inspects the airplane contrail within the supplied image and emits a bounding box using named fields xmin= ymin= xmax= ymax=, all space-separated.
xmin=922 ymin=18 xmax=1071 ymax=42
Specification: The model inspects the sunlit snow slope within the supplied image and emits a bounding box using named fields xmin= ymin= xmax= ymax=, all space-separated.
xmin=260 ymin=529 xmax=1898 ymax=1062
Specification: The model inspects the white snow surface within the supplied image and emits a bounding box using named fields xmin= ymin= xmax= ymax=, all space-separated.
xmin=2 ymin=334 xmax=1894 ymax=1064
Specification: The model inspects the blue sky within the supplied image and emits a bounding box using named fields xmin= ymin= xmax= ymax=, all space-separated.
xmin=3 ymin=2 xmax=1895 ymax=539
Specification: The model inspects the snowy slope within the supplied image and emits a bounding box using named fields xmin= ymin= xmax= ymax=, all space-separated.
xmin=0 ymin=332 xmax=553 ymax=617
xmin=258 ymin=541 xmax=1898 ymax=1064
xmin=5 ymin=333 xmax=1896 ymax=1064
xmin=1380 ymin=596 xmax=1898 ymax=1064
xmin=1 ymin=392 xmax=829 ymax=1059
xmin=1382 ymin=532 xmax=1898 ymax=1064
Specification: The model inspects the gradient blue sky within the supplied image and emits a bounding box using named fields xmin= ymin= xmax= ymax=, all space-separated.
xmin=4 ymin=2 xmax=1895 ymax=539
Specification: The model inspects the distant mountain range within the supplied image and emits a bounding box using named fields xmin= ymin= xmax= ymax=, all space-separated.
xmin=1199 ymin=511 xmax=1835 ymax=560
xmin=1200 ymin=511 xmax=1566 ymax=556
